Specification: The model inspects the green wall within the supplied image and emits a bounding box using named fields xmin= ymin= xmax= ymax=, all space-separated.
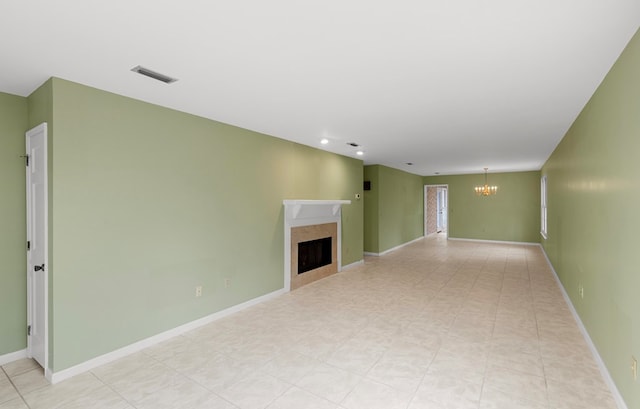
xmin=0 ymin=92 xmax=28 ymax=356
xmin=21 ymin=78 xmax=363 ymax=372
xmin=289 ymin=144 xmax=364 ymax=264
xmin=424 ymin=171 xmax=540 ymax=243
xmin=363 ymin=166 xmax=379 ymax=252
xmin=363 ymin=165 xmax=423 ymax=254
xmin=542 ymin=28 xmax=640 ymax=408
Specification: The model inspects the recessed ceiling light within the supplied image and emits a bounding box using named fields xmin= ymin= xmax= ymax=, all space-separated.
xmin=131 ymin=65 xmax=178 ymax=84
xmin=320 ymin=138 xmax=329 ymax=145
xmin=356 ymin=150 xmax=364 ymax=156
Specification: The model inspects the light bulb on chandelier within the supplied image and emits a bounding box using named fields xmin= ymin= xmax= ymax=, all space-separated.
xmin=474 ymin=168 xmax=498 ymax=196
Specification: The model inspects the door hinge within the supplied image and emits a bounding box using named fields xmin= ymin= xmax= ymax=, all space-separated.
xmin=27 ymin=241 xmax=31 ymax=251
xmin=21 ymin=154 xmax=29 ymax=166
xmin=27 ymin=325 xmax=31 ymax=336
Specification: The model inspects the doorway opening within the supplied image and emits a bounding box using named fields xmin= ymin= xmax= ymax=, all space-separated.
xmin=425 ymin=185 xmax=448 ymax=236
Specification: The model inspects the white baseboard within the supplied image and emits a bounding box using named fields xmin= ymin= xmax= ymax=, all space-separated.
xmin=342 ymin=259 xmax=364 ymax=270
xmin=48 ymin=288 xmax=286 ymax=384
xmin=364 ymin=236 xmax=425 ymax=256
xmin=540 ymin=246 xmax=628 ymax=409
xmin=447 ymin=237 xmax=540 ymax=246
xmin=0 ymin=349 xmax=27 ymax=366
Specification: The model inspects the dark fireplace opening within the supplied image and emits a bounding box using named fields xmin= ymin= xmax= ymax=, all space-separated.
xmin=298 ymin=237 xmax=332 ymax=274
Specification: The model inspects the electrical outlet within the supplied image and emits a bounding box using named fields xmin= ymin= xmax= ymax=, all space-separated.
xmin=195 ymin=286 xmax=202 ymax=297
xmin=224 ymin=278 xmax=231 ymax=288
xmin=632 ymin=356 xmax=638 ymax=381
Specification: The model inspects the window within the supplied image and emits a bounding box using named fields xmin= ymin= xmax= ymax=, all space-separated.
xmin=541 ymin=175 xmax=548 ymax=239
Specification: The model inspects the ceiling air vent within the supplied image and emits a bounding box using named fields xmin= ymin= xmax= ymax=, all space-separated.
xmin=131 ymin=65 xmax=178 ymax=84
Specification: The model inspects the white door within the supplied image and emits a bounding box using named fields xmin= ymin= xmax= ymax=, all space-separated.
xmin=26 ymin=123 xmax=48 ymax=368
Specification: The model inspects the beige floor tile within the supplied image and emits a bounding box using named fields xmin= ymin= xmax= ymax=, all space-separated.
xmin=21 ymin=372 xmax=106 ymax=409
xmin=366 ymin=355 xmax=428 ymax=393
xmin=547 ymin=379 xmax=616 ymax=409
xmin=290 ymin=332 xmax=345 ymax=361
xmin=266 ymin=386 xmax=338 ymax=409
xmin=427 ymin=348 xmax=488 ymax=385
xmin=295 ymin=363 xmax=362 ymax=404
xmin=409 ymin=373 xmax=481 ymax=409
xmin=49 ymin=386 xmax=133 ymax=409
xmin=100 ymin=361 xmax=183 ymax=404
xmin=2 ymin=360 xmax=40 ymax=378
xmin=487 ymin=349 xmax=545 ymax=377
xmin=188 ymin=354 xmax=255 ymax=392
xmin=341 ymin=378 xmax=412 ymax=409
xmin=483 ymin=366 xmax=548 ymax=406
xmin=542 ymin=357 xmax=609 ymax=391
xmin=91 ymin=352 xmax=153 ymax=384
xmin=0 ymin=376 xmax=20 ymax=405
xmin=0 ymin=399 xmax=28 ymax=409
xmin=215 ymin=371 xmax=291 ymax=409
xmin=161 ymin=345 xmax=225 ymax=374
xmin=10 ymin=368 xmax=49 ymax=396
xmin=133 ymin=375 xmax=218 ymax=409
xmin=479 ymin=387 xmax=549 ymax=409
xmin=142 ymin=335 xmax=195 ymax=361
xmin=325 ymin=339 xmax=386 ymax=375
xmin=261 ymin=352 xmax=321 ymax=384
xmin=187 ymin=393 xmax=239 ymax=409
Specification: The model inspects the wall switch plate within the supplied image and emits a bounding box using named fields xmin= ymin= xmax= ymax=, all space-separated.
xmin=632 ymin=356 xmax=638 ymax=381
xmin=224 ymin=278 xmax=230 ymax=288
xmin=578 ymin=283 xmax=584 ymax=299
xmin=195 ymin=286 xmax=202 ymax=297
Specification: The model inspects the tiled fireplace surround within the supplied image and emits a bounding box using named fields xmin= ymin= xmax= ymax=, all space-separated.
xmin=283 ymin=200 xmax=350 ymax=292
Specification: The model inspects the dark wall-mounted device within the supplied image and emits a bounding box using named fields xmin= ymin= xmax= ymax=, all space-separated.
xmin=363 ymin=181 xmax=371 ymax=191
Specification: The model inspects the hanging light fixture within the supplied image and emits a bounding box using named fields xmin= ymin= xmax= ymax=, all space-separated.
xmin=474 ymin=168 xmax=498 ymax=196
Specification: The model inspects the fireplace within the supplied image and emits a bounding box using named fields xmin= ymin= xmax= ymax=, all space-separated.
xmin=283 ymin=200 xmax=350 ymax=291
xmin=298 ymin=237 xmax=332 ymax=274
xmin=290 ymin=222 xmax=337 ymax=290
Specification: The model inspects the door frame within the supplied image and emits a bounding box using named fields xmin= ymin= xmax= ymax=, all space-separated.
xmin=26 ymin=123 xmax=49 ymax=371
xmin=424 ymin=184 xmax=449 ymax=236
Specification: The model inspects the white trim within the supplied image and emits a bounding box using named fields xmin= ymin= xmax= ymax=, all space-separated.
xmin=0 ymin=349 xmax=28 ymax=366
xmin=342 ymin=259 xmax=364 ymax=270
xmin=364 ymin=236 xmax=424 ymax=256
xmin=539 ymin=246 xmax=628 ymax=409
xmin=48 ymin=288 xmax=285 ymax=384
xmin=447 ymin=237 xmax=540 ymax=246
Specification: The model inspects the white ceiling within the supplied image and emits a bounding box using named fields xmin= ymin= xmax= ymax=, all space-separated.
xmin=2 ymin=1 xmax=639 ymax=176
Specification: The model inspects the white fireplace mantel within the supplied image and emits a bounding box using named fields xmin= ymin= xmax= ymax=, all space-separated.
xmin=283 ymin=200 xmax=351 ymax=221
xmin=283 ymin=200 xmax=351 ymax=291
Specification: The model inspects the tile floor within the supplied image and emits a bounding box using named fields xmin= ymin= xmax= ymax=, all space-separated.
xmin=0 ymin=236 xmax=618 ymax=409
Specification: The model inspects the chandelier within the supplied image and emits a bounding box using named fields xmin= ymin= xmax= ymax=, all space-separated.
xmin=474 ymin=168 xmax=498 ymax=196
